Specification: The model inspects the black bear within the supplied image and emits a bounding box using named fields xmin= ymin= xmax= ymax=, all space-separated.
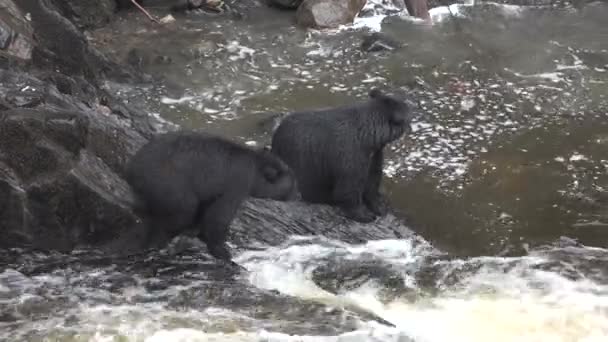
xmin=271 ymin=89 xmax=412 ymax=223
xmin=124 ymin=131 xmax=298 ymax=265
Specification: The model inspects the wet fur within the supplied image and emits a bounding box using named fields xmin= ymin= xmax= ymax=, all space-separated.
xmin=271 ymin=89 xmax=412 ymax=223
xmin=124 ymin=131 xmax=297 ymax=263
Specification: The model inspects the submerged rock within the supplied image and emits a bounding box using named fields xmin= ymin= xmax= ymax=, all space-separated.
xmin=312 ymin=259 xmax=408 ymax=296
xmin=296 ymin=0 xmax=367 ymax=29
xmin=361 ymin=32 xmax=401 ymax=53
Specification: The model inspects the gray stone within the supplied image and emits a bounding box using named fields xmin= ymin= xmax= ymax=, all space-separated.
xmin=0 ymin=0 xmax=34 ymax=61
xmin=296 ymin=0 xmax=367 ymax=29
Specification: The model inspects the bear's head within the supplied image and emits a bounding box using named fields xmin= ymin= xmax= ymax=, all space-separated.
xmin=251 ymin=147 xmax=300 ymax=201
xmin=369 ymin=88 xmax=414 ymax=141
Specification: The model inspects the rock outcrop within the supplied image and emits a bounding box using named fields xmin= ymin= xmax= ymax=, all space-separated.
xmin=0 ymin=0 xmax=161 ymax=251
xmin=49 ymin=0 xmax=116 ymax=30
xmin=0 ymin=69 xmax=150 ymax=251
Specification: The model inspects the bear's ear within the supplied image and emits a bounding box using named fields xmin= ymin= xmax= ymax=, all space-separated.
xmin=261 ymin=165 xmax=280 ymax=183
xmin=369 ymin=88 xmax=383 ymax=99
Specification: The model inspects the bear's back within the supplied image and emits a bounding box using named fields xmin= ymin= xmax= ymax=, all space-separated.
xmin=126 ymin=132 xmax=256 ymax=198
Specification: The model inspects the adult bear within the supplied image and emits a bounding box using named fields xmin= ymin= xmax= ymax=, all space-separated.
xmin=124 ymin=131 xmax=298 ymax=265
xmin=271 ymin=89 xmax=412 ymax=223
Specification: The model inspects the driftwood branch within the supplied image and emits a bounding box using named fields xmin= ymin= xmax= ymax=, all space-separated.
xmin=130 ymin=0 xmax=161 ymax=24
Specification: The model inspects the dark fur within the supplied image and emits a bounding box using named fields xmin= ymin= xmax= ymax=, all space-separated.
xmin=125 ymin=131 xmax=297 ymax=263
xmin=271 ymin=89 xmax=412 ymax=223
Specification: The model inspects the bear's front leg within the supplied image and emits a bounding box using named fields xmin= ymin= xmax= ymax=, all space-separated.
xmin=197 ymin=192 xmax=246 ymax=269
xmin=332 ymin=170 xmax=376 ymax=223
xmin=363 ymin=149 xmax=389 ymax=217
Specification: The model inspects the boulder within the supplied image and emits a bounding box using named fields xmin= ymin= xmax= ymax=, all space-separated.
xmin=0 ymin=0 xmax=34 ymax=61
xmin=296 ymin=0 xmax=367 ymax=29
xmin=13 ymin=0 xmax=141 ymax=83
xmin=0 ymin=69 xmax=149 ymax=251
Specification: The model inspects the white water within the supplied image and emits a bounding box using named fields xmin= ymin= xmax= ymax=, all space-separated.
xmin=233 ymin=237 xmax=608 ymax=342
xmin=3 ymin=236 xmax=608 ymax=341
xmin=349 ymin=0 xmax=526 ymax=33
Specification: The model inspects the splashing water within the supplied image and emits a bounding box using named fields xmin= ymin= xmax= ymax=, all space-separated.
xmin=236 ymin=237 xmax=608 ymax=342
xmin=1 ymin=235 xmax=608 ymax=341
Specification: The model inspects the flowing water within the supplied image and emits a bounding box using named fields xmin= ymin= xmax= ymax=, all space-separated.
xmin=2 ymin=1 xmax=608 ymax=341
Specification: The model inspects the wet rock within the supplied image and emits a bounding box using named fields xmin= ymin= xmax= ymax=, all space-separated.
xmin=0 ymin=69 xmax=147 ymax=251
xmin=16 ymin=294 xmax=55 ymax=318
xmin=14 ymin=0 xmax=141 ymax=83
xmin=49 ymin=0 xmax=116 ymax=30
xmin=403 ymin=0 xmax=430 ymax=21
xmin=312 ymin=259 xmax=402 ymax=293
xmin=312 ymin=258 xmax=412 ymax=303
xmin=296 ymin=0 xmax=367 ymax=29
xmin=15 ymin=0 xmax=97 ymax=79
xmin=266 ymin=0 xmax=303 ymax=9
xmin=361 ymin=32 xmax=401 ymax=53
xmin=0 ymin=166 xmax=32 ymax=247
xmin=171 ymin=0 xmax=225 ymax=12
xmin=169 ymin=283 xmax=387 ymax=334
xmin=0 ymin=0 xmax=34 ymax=61
xmin=231 ymin=198 xmax=415 ymax=247
xmin=0 ymin=269 xmax=34 ymax=297
xmin=126 ymin=48 xmax=150 ymax=71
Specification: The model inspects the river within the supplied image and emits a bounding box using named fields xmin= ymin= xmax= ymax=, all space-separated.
xmin=1 ymin=1 xmax=608 ymax=341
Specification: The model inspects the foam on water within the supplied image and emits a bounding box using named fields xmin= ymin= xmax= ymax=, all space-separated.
xmin=145 ymin=326 xmax=409 ymax=342
xmin=348 ymin=0 xmax=527 ymax=32
xmin=3 ymin=236 xmax=608 ymax=341
xmin=235 ymin=237 xmax=608 ymax=342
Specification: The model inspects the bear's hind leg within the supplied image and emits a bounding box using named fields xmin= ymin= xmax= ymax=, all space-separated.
xmin=142 ymin=192 xmax=199 ymax=251
xmin=363 ymin=149 xmax=389 ymax=217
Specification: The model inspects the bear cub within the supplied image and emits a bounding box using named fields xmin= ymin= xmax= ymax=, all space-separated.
xmin=271 ymin=89 xmax=413 ymax=223
xmin=124 ymin=131 xmax=298 ymax=265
